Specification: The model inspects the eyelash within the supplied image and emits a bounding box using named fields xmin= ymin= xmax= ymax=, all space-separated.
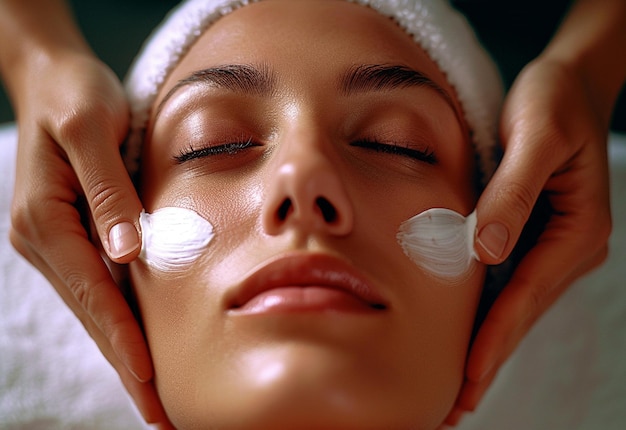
xmin=174 ymin=137 xmax=258 ymax=163
xmin=174 ymin=137 xmax=437 ymax=165
xmin=351 ymin=138 xmax=437 ymax=164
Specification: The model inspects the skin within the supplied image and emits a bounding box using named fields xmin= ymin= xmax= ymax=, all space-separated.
xmin=130 ymin=1 xmax=485 ymax=429
xmin=0 ymin=0 xmax=163 ymax=425
xmin=2 ymin=0 xmax=622 ymax=426
xmin=453 ymin=0 xmax=625 ymax=424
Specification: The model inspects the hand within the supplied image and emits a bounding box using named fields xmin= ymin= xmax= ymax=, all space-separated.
xmin=444 ymin=57 xmax=612 ymax=425
xmin=8 ymin=51 xmax=172 ymax=427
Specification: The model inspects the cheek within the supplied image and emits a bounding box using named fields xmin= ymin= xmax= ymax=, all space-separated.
xmin=140 ymin=152 xmax=265 ymax=220
xmin=129 ymin=263 xmax=235 ymax=425
xmin=442 ymin=140 xmax=480 ymax=208
xmin=390 ymin=263 xmax=486 ymax=424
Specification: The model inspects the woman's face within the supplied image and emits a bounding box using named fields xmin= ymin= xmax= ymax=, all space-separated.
xmin=131 ymin=1 xmax=485 ymax=428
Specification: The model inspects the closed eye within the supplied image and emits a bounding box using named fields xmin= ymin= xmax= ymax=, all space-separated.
xmin=351 ymin=138 xmax=437 ymax=164
xmin=174 ymin=138 xmax=260 ymax=163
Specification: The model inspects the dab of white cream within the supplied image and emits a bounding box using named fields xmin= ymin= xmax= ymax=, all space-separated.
xmin=397 ymin=208 xmax=478 ymax=280
xmin=139 ymin=207 xmax=214 ymax=272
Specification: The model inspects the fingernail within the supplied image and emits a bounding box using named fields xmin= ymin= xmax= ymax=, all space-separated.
xmin=478 ymin=362 xmax=495 ymax=382
xmin=477 ymin=222 xmax=509 ymax=260
xmin=108 ymin=222 xmax=140 ymax=259
xmin=116 ymin=345 xmax=150 ymax=382
xmin=125 ymin=360 xmax=145 ymax=382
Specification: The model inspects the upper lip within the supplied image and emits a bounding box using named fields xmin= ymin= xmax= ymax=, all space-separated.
xmin=226 ymin=253 xmax=388 ymax=311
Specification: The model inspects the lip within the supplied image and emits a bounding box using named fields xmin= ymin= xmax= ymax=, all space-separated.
xmin=226 ymin=253 xmax=388 ymax=315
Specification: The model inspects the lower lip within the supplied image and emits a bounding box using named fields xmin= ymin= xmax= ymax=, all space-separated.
xmin=231 ymin=287 xmax=383 ymax=315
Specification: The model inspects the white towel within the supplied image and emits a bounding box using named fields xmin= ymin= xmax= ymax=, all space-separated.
xmin=1 ymin=124 xmax=625 ymax=429
xmin=123 ymin=0 xmax=503 ymax=182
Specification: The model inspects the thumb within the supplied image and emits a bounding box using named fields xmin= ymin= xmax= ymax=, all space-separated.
xmin=474 ymin=141 xmax=553 ymax=265
xmin=59 ymin=118 xmax=143 ymax=264
xmin=85 ymin=144 xmax=143 ymax=264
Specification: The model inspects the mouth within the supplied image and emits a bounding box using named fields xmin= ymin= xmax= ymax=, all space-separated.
xmin=226 ymin=253 xmax=389 ymax=315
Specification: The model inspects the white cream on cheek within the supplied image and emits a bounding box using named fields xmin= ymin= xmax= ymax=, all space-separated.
xmin=396 ymin=208 xmax=478 ymax=280
xmin=139 ymin=207 xmax=214 ymax=272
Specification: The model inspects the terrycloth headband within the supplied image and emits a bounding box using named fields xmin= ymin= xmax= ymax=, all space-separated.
xmin=124 ymin=0 xmax=503 ymax=181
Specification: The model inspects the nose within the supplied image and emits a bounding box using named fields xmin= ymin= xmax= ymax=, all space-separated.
xmin=262 ymin=139 xmax=354 ymax=237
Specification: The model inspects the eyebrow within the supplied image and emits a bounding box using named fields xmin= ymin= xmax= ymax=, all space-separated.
xmin=155 ymin=63 xmax=276 ymax=117
xmin=155 ymin=63 xmax=457 ymax=119
xmin=339 ymin=64 xmax=455 ymax=108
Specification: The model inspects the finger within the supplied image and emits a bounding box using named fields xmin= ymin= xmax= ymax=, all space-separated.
xmin=442 ymin=406 xmax=465 ymax=427
xmin=456 ymin=255 xmax=605 ymax=414
xmin=31 ymin=253 xmax=169 ymax=426
xmin=462 ymin=238 xmax=608 ymax=410
xmin=11 ymin=127 xmax=152 ymax=383
xmin=48 ymin=91 xmax=143 ymax=263
xmin=470 ymin=239 xmax=607 ymax=381
xmin=10 ymin=223 xmax=154 ymax=383
xmin=455 ymin=366 xmax=499 ymax=413
xmin=117 ymin=364 xmax=172 ymax=426
xmin=444 ymin=356 xmax=501 ymax=421
xmin=13 ymin=234 xmax=170 ymax=425
xmin=474 ymin=127 xmax=571 ymax=264
xmin=459 ymin=245 xmax=607 ymax=412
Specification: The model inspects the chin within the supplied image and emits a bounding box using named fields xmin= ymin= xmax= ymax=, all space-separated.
xmin=167 ymin=394 xmax=446 ymax=430
xmin=160 ymin=342 xmax=458 ymax=430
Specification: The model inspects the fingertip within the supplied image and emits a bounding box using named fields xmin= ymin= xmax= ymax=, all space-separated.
xmin=474 ymin=154 xmax=545 ymax=265
xmin=443 ymin=407 xmax=465 ymax=427
xmin=125 ymin=359 xmax=153 ymax=384
xmin=108 ymin=221 xmax=141 ymax=262
xmin=456 ymin=371 xmax=496 ymax=413
xmin=126 ymin=379 xmax=170 ymax=426
xmin=103 ymin=318 xmax=154 ymax=402
xmin=465 ymin=320 xmax=509 ymax=384
xmin=115 ymin=337 xmax=154 ymax=383
xmin=466 ymin=357 xmax=495 ymax=385
xmin=474 ymin=221 xmax=510 ymax=264
xmin=473 ymin=193 xmax=515 ymax=265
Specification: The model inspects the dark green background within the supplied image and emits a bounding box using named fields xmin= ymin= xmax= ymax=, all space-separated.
xmin=1 ymin=0 xmax=624 ymax=131
xmin=0 ymin=0 xmax=177 ymax=124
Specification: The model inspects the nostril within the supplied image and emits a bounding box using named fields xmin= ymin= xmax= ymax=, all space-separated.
xmin=277 ymin=199 xmax=292 ymax=221
xmin=316 ymin=197 xmax=337 ymax=223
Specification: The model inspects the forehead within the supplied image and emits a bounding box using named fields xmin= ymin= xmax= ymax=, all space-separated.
xmin=155 ymin=0 xmax=457 ymax=106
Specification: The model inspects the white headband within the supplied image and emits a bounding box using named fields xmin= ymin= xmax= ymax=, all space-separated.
xmin=124 ymin=0 xmax=503 ymax=181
